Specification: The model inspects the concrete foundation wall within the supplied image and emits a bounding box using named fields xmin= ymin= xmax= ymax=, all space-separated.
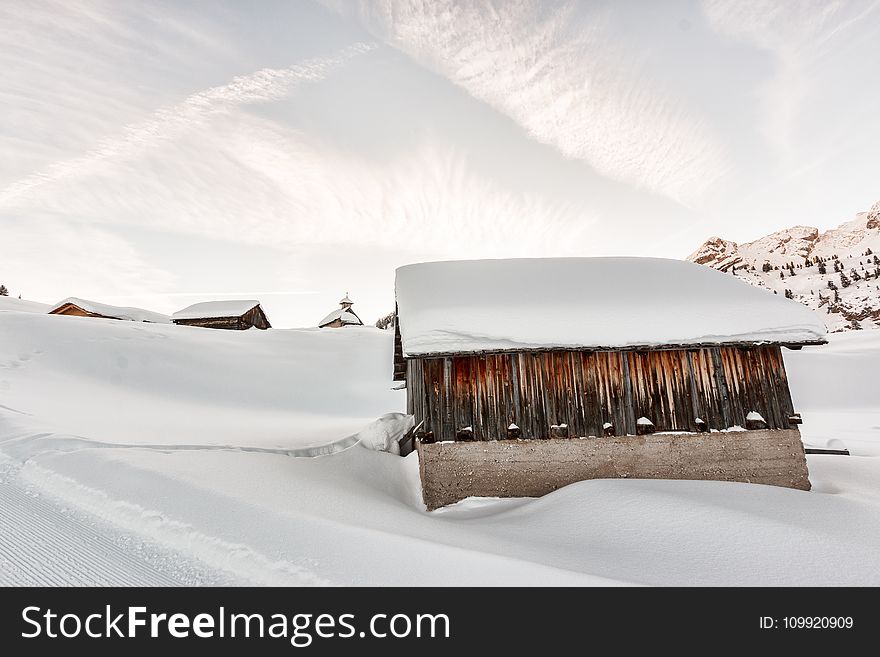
xmin=417 ymin=429 xmax=810 ymax=510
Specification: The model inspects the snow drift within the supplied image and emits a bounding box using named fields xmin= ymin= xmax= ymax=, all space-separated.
xmin=0 ymin=304 xmax=878 ymax=586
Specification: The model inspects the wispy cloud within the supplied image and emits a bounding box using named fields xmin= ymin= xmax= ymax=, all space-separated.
xmin=11 ymin=110 xmax=594 ymax=259
xmin=701 ymin=0 xmax=877 ymax=157
xmin=0 ymin=43 xmax=376 ymax=206
xmin=321 ymin=0 xmax=728 ymax=207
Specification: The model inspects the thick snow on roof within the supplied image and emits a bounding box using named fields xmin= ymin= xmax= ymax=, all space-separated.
xmin=319 ymin=308 xmax=363 ymax=327
xmin=50 ymin=297 xmax=170 ymax=324
xmin=395 ymin=257 xmax=827 ymax=356
xmin=172 ymin=300 xmax=261 ymax=321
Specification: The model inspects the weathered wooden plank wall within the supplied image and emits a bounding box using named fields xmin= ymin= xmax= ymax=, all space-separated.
xmin=173 ymin=306 xmax=270 ymax=330
xmin=393 ymin=314 xmax=406 ymax=381
xmin=407 ymin=346 xmax=795 ymax=440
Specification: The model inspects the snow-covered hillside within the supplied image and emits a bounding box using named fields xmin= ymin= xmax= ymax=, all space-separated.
xmin=0 ymin=307 xmax=879 ymax=585
xmin=688 ymin=201 xmax=880 ymax=331
xmin=0 ymin=296 xmax=52 ymax=314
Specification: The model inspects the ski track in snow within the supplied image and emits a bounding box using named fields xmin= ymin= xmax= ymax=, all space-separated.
xmin=0 ymin=459 xmax=230 ymax=586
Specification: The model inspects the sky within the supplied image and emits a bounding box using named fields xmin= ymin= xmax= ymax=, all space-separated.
xmin=1 ymin=0 xmax=879 ymax=327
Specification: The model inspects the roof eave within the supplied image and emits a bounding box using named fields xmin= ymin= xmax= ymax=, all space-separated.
xmin=401 ymin=338 xmax=828 ymax=359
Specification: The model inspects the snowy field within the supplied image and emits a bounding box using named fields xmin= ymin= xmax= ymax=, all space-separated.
xmin=1 ymin=302 xmax=879 ymax=586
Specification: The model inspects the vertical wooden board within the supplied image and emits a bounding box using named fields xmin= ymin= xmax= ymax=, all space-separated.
xmin=706 ymin=348 xmax=723 ymax=428
xmin=568 ymin=352 xmax=582 ymax=435
xmin=771 ymin=347 xmax=792 ymax=423
xmin=739 ymin=348 xmax=756 ymax=425
xmin=510 ymin=353 xmax=522 ymax=431
xmin=585 ymin=353 xmax=600 ymax=436
xmin=711 ymin=348 xmax=733 ymax=428
xmin=462 ymin=358 xmax=471 ymax=434
xmin=587 ymin=353 xmax=599 ymax=437
xmin=772 ymin=346 xmax=796 ymax=418
xmin=424 ymin=359 xmax=436 ymax=437
xmin=634 ymin=352 xmax=648 ymax=421
xmin=491 ymin=354 xmax=503 ymax=440
xmin=694 ymin=350 xmax=716 ymax=428
xmin=595 ymin=353 xmax=607 ymax=422
xmin=412 ymin=363 xmax=420 ymax=422
xmin=656 ymin=353 xmax=668 ymax=429
xmin=611 ymin=352 xmax=626 ymax=435
xmin=422 ymin=359 xmax=430 ymax=434
xmin=731 ymin=348 xmax=752 ymax=420
xmin=529 ymin=353 xmax=539 ymax=439
xmin=538 ymin=353 xmax=550 ymax=438
xmin=750 ymin=348 xmax=775 ymax=428
xmin=554 ymin=352 xmax=567 ymax=429
xmin=484 ymin=356 xmax=495 ymax=440
xmin=477 ymin=356 xmax=491 ymax=437
xmin=740 ymin=350 xmax=758 ymax=421
xmin=724 ymin=349 xmax=739 ymax=425
xmin=680 ymin=351 xmax=698 ymax=431
xmin=598 ymin=353 xmax=611 ymax=428
xmin=405 ymin=361 xmax=413 ymax=416
xmin=761 ymin=347 xmax=788 ymax=428
xmin=536 ymin=353 xmax=548 ymax=438
xmin=685 ymin=351 xmax=701 ymax=428
xmin=637 ymin=352 xmax=648 ymax=421
xmin=720 ymin=349 xmax=744 ymax=427
xmin=450 ymin=357 xmax=461 ymax=435
xmin=443 ymin=357 xmax=452 ymax=436
xmin=496 ymin=354 xmax=506 ymax=439
xmin=518 ymin=353 xmax=531 ymax=439
xmin=562 ymin=352 xmax=574 ymax=431
xmin=432 ymin=358 xmax=443 ymax=439
xmin=579 ymin=353 xmax=595 ymax=435
xmin=656 ymin=353 xmax=669 ymax=429
xmin=624 ymin=351 xmax=650 ymax=420
xmin=539 ymin=354 xmax=551 ymax=434
xmin=761 ymin=348 xmax=780 ymax=427
xmin=620 ymin=352 xmax=634 ymax=435
xmin=674 ymin=351 xmax=692 ymax=430
xmin=499 ymin=354 xmax=508 ymax=427
xmin=647 ymin=353 xmax=658 ymax=424
xmin=516 ymin=353 xmax=528 ymax=438
xmin=550 ymin=353 xmax=562 ymax=430
xmin=663 ymin=352 xmax=678 ymax=430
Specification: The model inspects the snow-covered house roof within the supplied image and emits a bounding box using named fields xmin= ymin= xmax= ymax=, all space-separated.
xmin=49 ymin=297 xmax=170 ymax=324
xmin=394 ymin=257 xmax=827 ymax=357
xmin=318 ymin=308 xmax=363 ymax=327
xmin=171 ymin=300 xmax=262 ymax=321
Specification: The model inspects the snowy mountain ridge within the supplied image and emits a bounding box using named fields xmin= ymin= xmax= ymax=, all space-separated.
xmin=688 ymin=201 xmax=880 ymax=332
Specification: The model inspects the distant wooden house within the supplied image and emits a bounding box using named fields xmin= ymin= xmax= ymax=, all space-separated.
xmin=394 ymin=258 xmax=828 ymax=509
xmin=171 ymin=300 xmax=271 ymax=330
xmin=49 ymin=297 xmax=170 ymax=323
xmin=318 ymin=294 xmax=364 ymax=328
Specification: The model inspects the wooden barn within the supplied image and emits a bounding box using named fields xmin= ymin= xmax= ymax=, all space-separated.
xmin=394 ymin=258 xmax=828 ymax=509
xmin=318 ymin=294 xmax=364 ymax=328
xmin=171 ymin=300 xmax=271 ymax=330
xmin=49 ymin=297 xmax=170 ymax=324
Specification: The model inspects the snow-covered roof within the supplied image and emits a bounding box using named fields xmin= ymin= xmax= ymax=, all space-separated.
xmin=318 ymin=308 xmax=363 ymax=327
xmin=172 ymin=300 xmax=261 ymax=321
xmin=339 ymin=294 xmax=353 ymax=305
xmin=395 ymin=257 xmax=827 ymax=356
xmin=50 ymin=297 xmax=170 ymax=324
